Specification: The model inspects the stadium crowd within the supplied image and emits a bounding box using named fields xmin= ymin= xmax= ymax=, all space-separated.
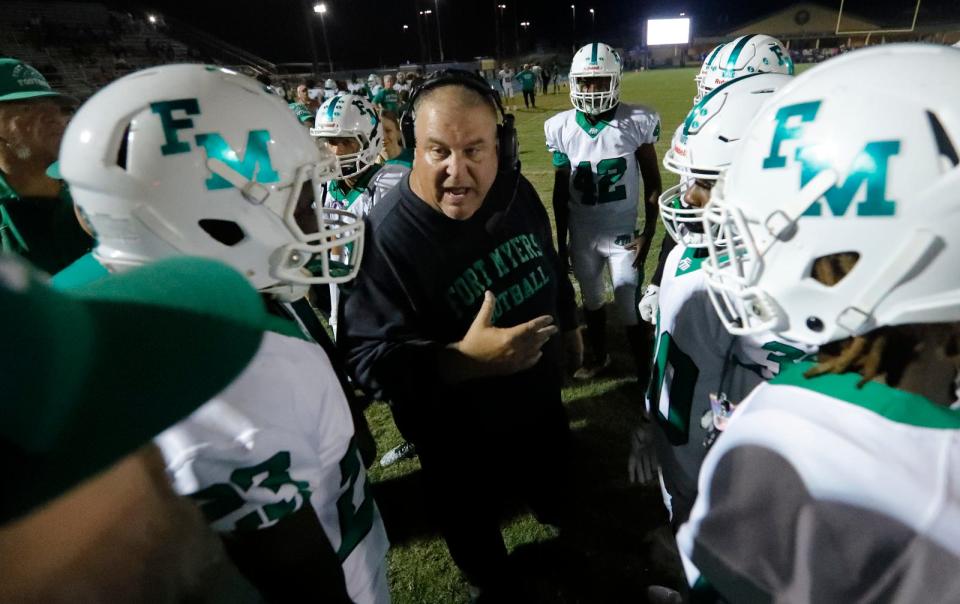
xmin=2 ymin=13 xmax=960 ymax=604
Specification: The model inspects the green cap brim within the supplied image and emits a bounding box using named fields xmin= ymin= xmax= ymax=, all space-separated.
xmin=1 ymin=256 xmax=268 ymax=522
xmin=0 ymin=89 xmax=72 ymax=104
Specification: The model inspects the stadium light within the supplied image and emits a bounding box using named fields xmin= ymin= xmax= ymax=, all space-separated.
xmin=570 ymin=5 xmax=576 ymax=52
xmin=434 ymin=0 xmax=445 ymax=62
xmin=314 ymin=4 xmax=333 ymax=73
xmin=147 ymin=14 xmax=157 ymax=24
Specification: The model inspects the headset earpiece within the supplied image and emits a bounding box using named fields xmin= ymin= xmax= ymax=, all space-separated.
xmin=497 ymin=114 xmax=519 ymax=172
xmin=400 ymin=109 xmax=416 ymax=151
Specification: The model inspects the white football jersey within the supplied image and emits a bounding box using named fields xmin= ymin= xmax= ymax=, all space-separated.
xmin=545 ymin=103 xmax=660 ymax=227
xmin=321 ymin=162 xmax=409 ymax=218
xmin=156 ymin=330 xmax=389 ymax=604
xmin=323 ymin=162 xmax=409 ymax=337
xmin=678 ymin=364 xmax=960 ymax=602
xmin=649 ymin=244 xmax=814 ymax=521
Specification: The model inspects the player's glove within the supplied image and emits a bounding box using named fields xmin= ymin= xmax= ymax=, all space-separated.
xmin=627 ymin=420 xmax=658 ymax=485
xmin=638 ymin=285 xmax=659 ymax=324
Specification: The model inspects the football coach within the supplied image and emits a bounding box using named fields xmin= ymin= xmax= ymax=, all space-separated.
xmin=341 ymin=70 xmax=582 ymax=599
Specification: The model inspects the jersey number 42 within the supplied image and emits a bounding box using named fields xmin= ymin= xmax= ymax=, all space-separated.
xmin=572 ymin=157 xmax=628 ymax=205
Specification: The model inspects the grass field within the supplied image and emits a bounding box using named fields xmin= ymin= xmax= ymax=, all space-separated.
xmin=365 ymin=67 xmax=703 ymax=604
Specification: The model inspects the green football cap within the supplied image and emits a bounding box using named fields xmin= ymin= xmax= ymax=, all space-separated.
xmin=0 ymin=58 xmax=70 ymax=103
xmin=0 ymin=255 xmax=269 ymax=523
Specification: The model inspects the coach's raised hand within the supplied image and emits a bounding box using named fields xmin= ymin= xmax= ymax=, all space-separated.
xmin=440 ymin=291 xmax=558 ymax=382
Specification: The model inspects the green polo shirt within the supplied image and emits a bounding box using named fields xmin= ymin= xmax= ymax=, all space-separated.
xmin=515 ymin=70 xmax=537 ymax=92
xmin=288 ymin=102 xmax=314 ymax=124
xmin=372 ymin=88 xmax=401 ymax=113
xmin=0 ymin=171 xmax=92 ymax=274
xmin=385 ymin=147 xmax=414 ymax=169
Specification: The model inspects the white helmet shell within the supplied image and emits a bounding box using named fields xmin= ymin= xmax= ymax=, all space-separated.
xmin=694 ymin=44 xmax=726 ymax=104
xmin=60 ymin=64 xmax=362 ymax=298
xmin=310 ymin=93 xmax=384 ymax=179
xmin=569 ymin=42 xmax=622 ymax=115
xmin=661 ymin=72 xmax=792 ymax=247
xmin=702 ymin=44 xmax=960 ymax=346
xmin=701 ymin=34 xmax=793 ymax=99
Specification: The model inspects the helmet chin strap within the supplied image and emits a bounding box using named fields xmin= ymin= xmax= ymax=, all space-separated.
xmin=761 ymin=169 xmax=837 ymax=243
xmin=205 ymin=158 xmax=271 ymax=205
xmin=835 ymin=229 xmax=940 ymax=335
xmin=262 ymin=280 xmax=310 ymax=302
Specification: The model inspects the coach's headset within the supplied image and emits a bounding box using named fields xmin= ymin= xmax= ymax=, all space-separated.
xmin=400 ymin=69 xmax=519 ymax=173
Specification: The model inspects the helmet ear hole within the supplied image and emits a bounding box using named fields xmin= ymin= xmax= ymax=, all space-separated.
xmin=116 ymin=123 xmax=132 ymax=170
xmin=810 ymin=252 xmax=860 ymax=287
xmin=927 ymin=110 xmax=958 ymax=167
xmin=198 ymin=219 xmax=246 ymax=246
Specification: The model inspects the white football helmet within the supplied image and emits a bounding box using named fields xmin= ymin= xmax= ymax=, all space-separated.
xmin=693 ymin=43 xmax=726 ymax=104
xmin=660 ymin=72 xmax=792 ymax=247
xmin=310 ymin=93 xmax=383 ymax=179
xmin=700 ymin=34 xmax=793 ymax=100
xmin=569 ymin=42 xmax=622 ymax=115
xmin=701 ymin=44 xmax=960 ymax=347
xmin=59 ymin=64 xmax=364 ymax=300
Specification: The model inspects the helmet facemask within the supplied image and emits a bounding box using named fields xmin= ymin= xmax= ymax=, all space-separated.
xmin=59 ymin=65 xmax=366 ymax=302
xmin=658 ymin=179 xmax=717 ymax=249
xmin=570 ymin=74 xmax=620 ymax=115
xmin=267 ymin=161 xmax=365 ymax=291
xmin=310 ymin=94 xmax=383 ymax=180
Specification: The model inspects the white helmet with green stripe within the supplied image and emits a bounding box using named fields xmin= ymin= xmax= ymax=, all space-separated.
xmin=694 ymin=44 xmax=726 ymax=105
xmin=59 ymin=64 xmax=363 ymax=298
xmin=569 ymin=42 xmax=622 ymax=115
xmin=660 ymin=72 xmax=792 ymax=247
xmin=702 ymin=44 xmax=960 ymax=345
xmin=310 ymin=93 xmax=383 ymax=178
xmin=701 ymin=34 xmax=793 ymax=99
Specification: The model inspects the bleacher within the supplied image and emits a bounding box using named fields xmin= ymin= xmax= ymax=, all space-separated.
xmin=0 ymin=1 xmax=275 ymax=101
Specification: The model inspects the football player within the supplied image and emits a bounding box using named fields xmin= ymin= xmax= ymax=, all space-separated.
xmin=692 ymin=43 xmax=726 ymax=104
xmin=499 ymin=64 xmax=515 ymax=102
xmin=634 ymin=72 xmax=814 ymax=528
xmin=58 ymin=64 xmax=390 ymax=604
xmin=678 ymin=43 xmax=960 ymax=601
xmin=311 ymin=93 xmax=409 ymax=336
xmin=640 ymin=34 xmax=793 ymax=328
xmin=323 ymin=78 xmax=339 ymax=101
xmin=545 ymin=42 xmax=662 ymax=382
xmin=367 ymin=73 xmax=383 ymax=100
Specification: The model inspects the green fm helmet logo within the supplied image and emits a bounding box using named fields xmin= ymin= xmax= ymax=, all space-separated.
xmin=767 ymin=44 xmax=794 ymax=74
xmin=762 ymin=100 xmax=899 ymax=217
xmin=149 ymin=99 xmax=280 ymax=191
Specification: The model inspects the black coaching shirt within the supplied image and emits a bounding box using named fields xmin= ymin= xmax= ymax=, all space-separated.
xmin=340 ymin=170 xmax=577 ymax=437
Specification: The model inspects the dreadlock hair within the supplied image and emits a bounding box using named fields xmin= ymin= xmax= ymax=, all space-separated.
xmin=803 ymin=252 xmax=955 ymax=388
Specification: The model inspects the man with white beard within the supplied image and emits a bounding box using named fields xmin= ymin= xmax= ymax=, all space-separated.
xmin=0 ymin=58 xmax=91 ymax=273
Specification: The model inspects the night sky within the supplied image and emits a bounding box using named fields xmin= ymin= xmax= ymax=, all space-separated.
xmin=114 ymin=0 xmax=957 ymax=68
